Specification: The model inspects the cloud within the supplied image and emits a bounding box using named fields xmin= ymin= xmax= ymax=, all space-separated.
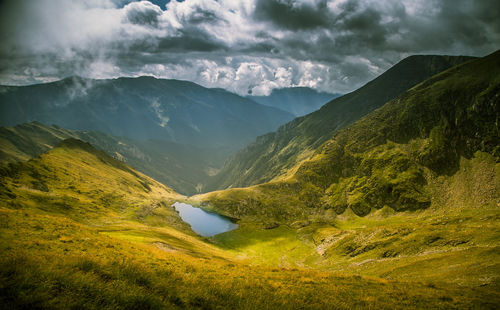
xmin=124 ymin=1 xmax=164 ymax=27
xmin=0 ymin=0 xmax=499 ymax=95
xmin=156 ymin=27 xmax=227 ymax=52
xmin=254 ymin=0 xmax=330 ymax=30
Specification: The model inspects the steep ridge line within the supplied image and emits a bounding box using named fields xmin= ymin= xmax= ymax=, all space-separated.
xmin=208 ymin=55 xmax=476 ymax=191
xmin=196 ymin=50 xmax=499 ymax=221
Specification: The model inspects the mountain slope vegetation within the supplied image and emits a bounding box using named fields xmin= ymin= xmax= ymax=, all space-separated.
xmin=0 ymin=76 xmax=294 ymax=149
xmin=0 ymin=138 xmax=185 ymax=224
xmin=197 ymin=51 xmax=498 ymax=221
xmin=187 ymin=51 xmax=500 ymax=301
xmin=0 ymin=122 xmax=227 ymax=195
xmin=247 ymin=87 xmax=340 ymax=116
xmin=208 ymin=55 xmax=476 ymax=191
xmin=2 ymin=139 xmax=493 ymax=309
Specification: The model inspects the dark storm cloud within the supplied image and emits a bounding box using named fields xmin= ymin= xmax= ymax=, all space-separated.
xmin=340 ymin=8 xmax=388 ymax=46
xmin=248 ymin=0 xmax=499 ymax=74
xmin=253 ymin=0 xmax=499 ymax=56
xmin=473 ymin=0 xmax=500 ymax=32
xmin=0 ymin=0 xmax=499 ymax=95
xmin=157 ymin=28 xmax=227 ymax=52
xmin=250 ymin=1 xmax=392 ymax=59
xmin=416 ymin=0 xmax=500 ymax=49
xmin=254 ymin=0 xmax=330 ymax=30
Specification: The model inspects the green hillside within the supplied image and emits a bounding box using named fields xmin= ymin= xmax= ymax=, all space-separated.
xmin=0 ymin=122 xmax=227 ymax=195
xmin=196 ymin=51 xmax=498 ymax=221
xmin=189 ymin=51 xmax=500 ymax=297
xmin=1 ymin=49 xmax=498 ymax=307
xmin=208 ymin=55 xmax=476 ymax=191
xmin=3 ymin=139 xmax=494 ymax=309
xmin=0 ymin=138 xmax=186 ymax=224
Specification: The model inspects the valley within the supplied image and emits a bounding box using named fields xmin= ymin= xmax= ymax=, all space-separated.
xmin=0 ymin=76 xmax=295 ymax=195
xmin=1 ymin=138 xmax=498 ymax=309
xmin=0 ymin=44 xmax=498 ymax=309
xmin=0 ymin=121 xmax=232 ymax=195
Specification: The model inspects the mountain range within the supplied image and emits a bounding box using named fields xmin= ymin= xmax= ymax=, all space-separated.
xmin=0 ymin=76 xmax=302 ymax=195
xmin=186 ymin=51 xmax=500 ymax=301
xmin=0 ymin=76 xmax=294 ymax=150
xmin=0 ymin=51 xmax=498 ymax=309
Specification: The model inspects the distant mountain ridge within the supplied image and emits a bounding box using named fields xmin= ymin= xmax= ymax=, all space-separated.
xmin=0 ymin=76 xmax=294 ymax=150
xmin=207 ymin=55 xmax=476 ymax=191
xmin=247 ymin=87 xmax=341 ymax=116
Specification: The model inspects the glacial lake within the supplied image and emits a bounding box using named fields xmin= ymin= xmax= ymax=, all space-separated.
xmin=172 ymin=202 xmax=238 ymax=237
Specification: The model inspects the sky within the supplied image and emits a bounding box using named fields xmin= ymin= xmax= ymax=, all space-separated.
xmin=0 ymin=0 xmax=499 ymax=96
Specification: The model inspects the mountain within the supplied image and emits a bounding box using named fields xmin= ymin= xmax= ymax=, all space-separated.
xmin=195 ymin=50 xmax=499 ymax=220
xmin=2 ymin=139 xmax=486 ymax=309
xmin=0 ymin=76 xmax=294 ymax=150
xmin=1 ymin=53 xmax=498 ymax=309
xmin=0 ymin=138 xmax=185 ymax=225
xmin=207 ymin=55 xmax=476 ymax=191
xmin=3 ymin=138 xmax=498 ymax=309
xmin=188 ymin=51 xmax=500 ymax=297
xmin=0 ymin=122 xmax=227 ymax=195
xmin=247 ymin=87 xmax=341 ymax=116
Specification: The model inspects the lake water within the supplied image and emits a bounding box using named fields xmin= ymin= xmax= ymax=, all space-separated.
xmin=172 ymin=202 xmax=238 ymax=237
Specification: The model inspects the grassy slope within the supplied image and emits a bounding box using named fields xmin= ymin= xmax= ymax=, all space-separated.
xmin=0 ymin=138 xmax=186 ymax=227
xmin=195 ymin=51 xmax=499 ymax=221
xmin=1 ymin=140 xmax=496 ymax=308
xmin=0 ymin=122 xmax=77 ymax=163
xmin=211 ymin=153 xmax=499 ymax=287
xmin=0 ymin=122 xmax=228 ymax=195
xmin=208 ymin=55 xmax=475 ymax=191
xmin=189 ymin=51 xmax=500 ymax=302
